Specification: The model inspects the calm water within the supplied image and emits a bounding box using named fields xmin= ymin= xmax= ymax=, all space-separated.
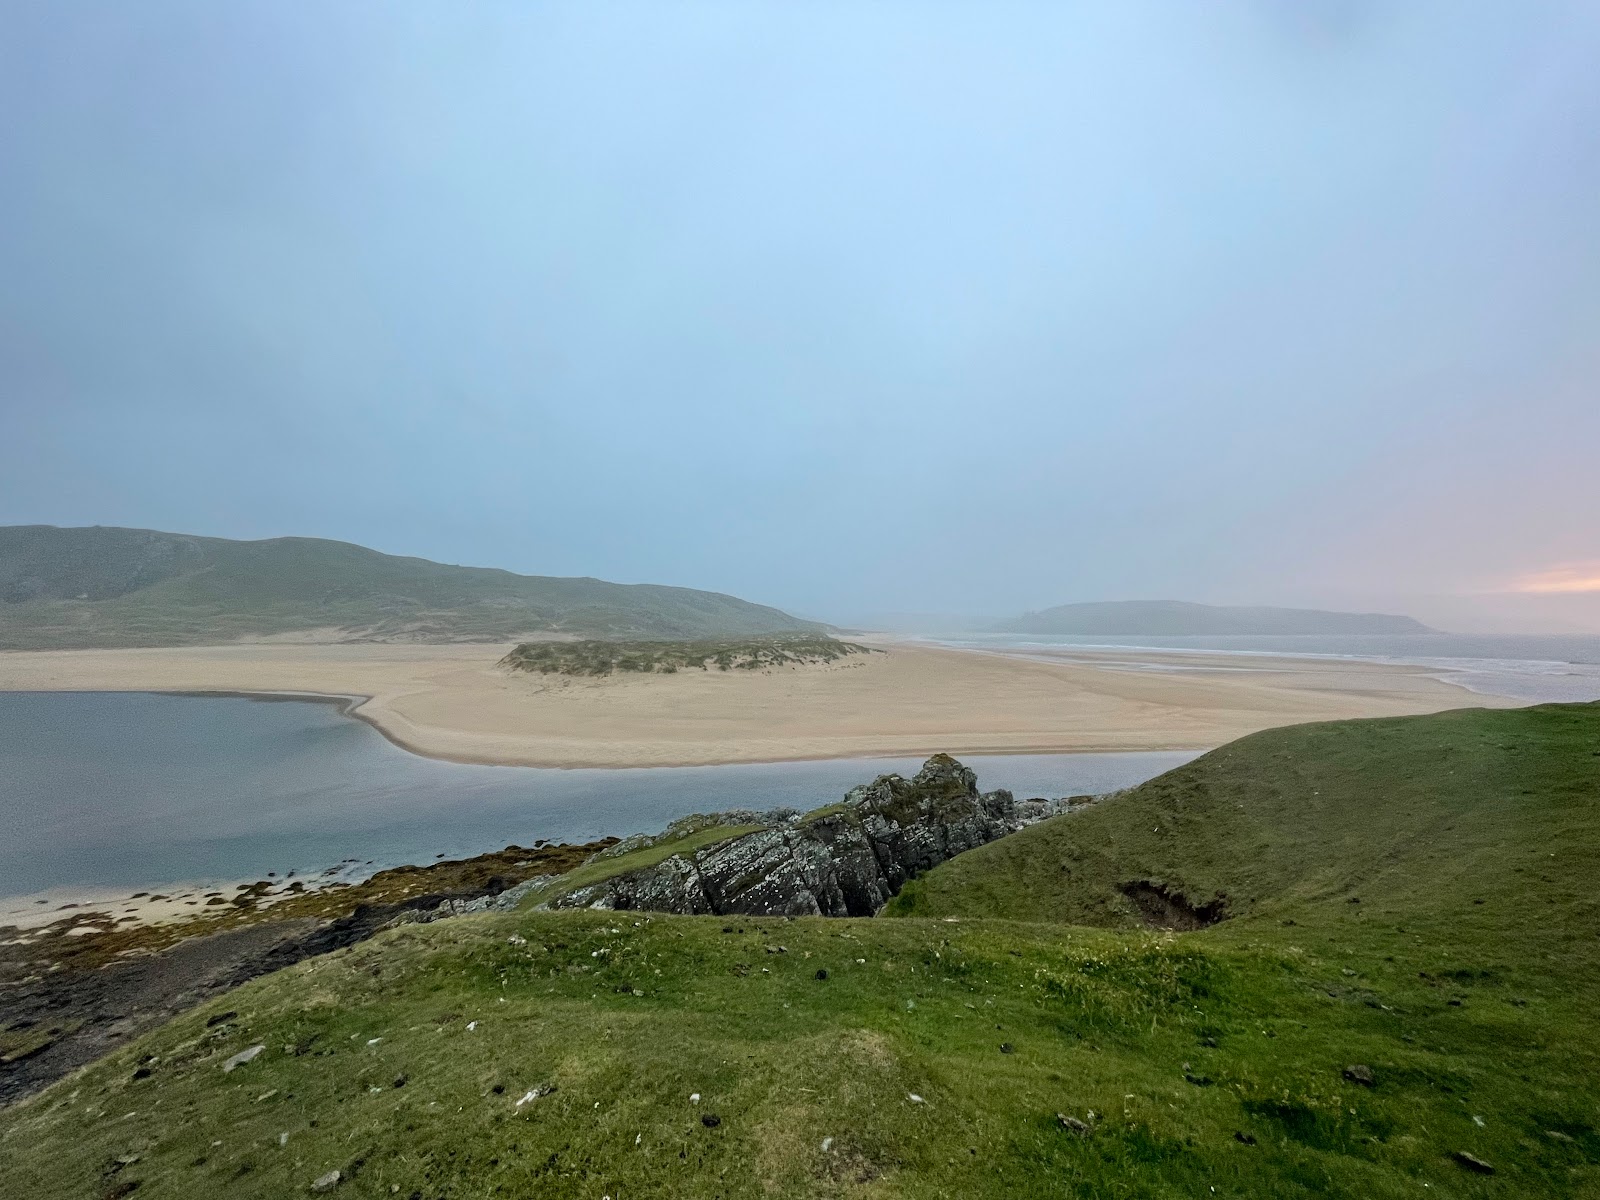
xmin=0 ymin=692 xmax=1197 ymax=898
xmin=927 ymin=633 xmax=1600 ymax=704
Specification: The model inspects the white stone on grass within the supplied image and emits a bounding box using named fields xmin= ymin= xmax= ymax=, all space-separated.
xmin=222 ymin=1044 xmax=265 ymax=1072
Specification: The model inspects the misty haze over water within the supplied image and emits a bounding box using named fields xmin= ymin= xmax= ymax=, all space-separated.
xmin=929 ymin=633 xmax=1600 ymax=705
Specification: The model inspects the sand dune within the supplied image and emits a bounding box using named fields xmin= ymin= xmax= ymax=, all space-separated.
xmin=0 ymin=638 xmax=1513 ymax=768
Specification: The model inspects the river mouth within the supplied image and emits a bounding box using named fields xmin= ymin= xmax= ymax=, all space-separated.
xmin=0 ymin=691 xmax=1198 ymax=908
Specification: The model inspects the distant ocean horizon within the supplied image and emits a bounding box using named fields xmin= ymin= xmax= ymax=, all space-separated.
xmin=923 ymin=632 xmax=1600 ymax=705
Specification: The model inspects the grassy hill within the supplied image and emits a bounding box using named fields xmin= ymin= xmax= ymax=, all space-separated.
xmin=996 ymin=599 xmax=1434 ymax=635
xmin=0 ymin=526 xmax=821 ymax=648
xmin=2 ymin=705 xmax=1597 ymax=1197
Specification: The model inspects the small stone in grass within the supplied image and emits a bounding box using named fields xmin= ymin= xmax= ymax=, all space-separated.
xmin=908 ymin=1093 xmax=925 ymax=1104
xmin=1452 ymin=1151 xmax=1495 ymax=1174
xmin=311 ymin=1168 xmax=341 ymax=1191
xmin=701 ymin=1114 xmax=721 ymax=1128
xmin=1057 ymin=1114 xmax=1090 ymax=1135
xmin=222 ymin=1044 xmax=266 ymax=1072
xmin=999 ymin=1043 xmax=1014 ymax=1054
xmin=1342 ymin=1064 xmax=1375 ymax=1087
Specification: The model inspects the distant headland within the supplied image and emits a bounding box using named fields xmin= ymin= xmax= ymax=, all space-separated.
xmin=995 ymin=599 xmax=1435 ymax=637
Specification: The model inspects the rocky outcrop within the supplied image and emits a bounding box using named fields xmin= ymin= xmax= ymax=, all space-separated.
xmin=547 ymin=755 xmax=1083 ymax=917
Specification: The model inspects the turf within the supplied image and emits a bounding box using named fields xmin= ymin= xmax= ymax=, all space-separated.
xmin=2 ymin=703 xmax=1597 ymax=1198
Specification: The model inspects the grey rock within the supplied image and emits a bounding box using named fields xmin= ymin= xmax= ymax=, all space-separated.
xmin=311 ymin=1168 xmax=341 ymax=1191
xmin=222 ymin=1044 xmax=266 ymax=1072
xmin=1342 ymin=1064 xmax=1375 ymax=1087
xmin=1452 ymin=1151 xmax=1494 ymax=1174
xmin=547 ymin=755 xmax=1082 ymax=918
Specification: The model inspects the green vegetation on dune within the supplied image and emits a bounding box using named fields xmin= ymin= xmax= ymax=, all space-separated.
xmin=3 ymin=704 xmax=1598 ymax=1197
xmin=500 ymin=635 xmax=875 ymax=677
xmin=0 ymin=525 xmax=822 ymax=648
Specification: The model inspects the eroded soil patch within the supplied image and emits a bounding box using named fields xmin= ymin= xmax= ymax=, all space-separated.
xmin=1120 ymin=879 xmax=1229 ymax=931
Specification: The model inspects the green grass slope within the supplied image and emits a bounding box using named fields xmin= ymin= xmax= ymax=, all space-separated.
xmin=0 ymin=525 xmax=821 ymax=648
xmin=886 ymin=704 xmax=1600 ymax=976
xmin=3 ymin=706 xmax=1598 ymax=1197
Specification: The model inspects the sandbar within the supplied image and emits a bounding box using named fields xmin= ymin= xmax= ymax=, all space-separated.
xmin=0 ymin=638 xmax=1515 ymax=769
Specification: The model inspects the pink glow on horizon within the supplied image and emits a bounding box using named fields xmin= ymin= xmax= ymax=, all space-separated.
xmin=1510 ymin=563 xmax=1600 ymax=594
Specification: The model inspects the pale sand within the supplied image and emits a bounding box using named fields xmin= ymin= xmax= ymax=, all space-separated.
xmin=0 ymin=638 xmax=1516 ymax=769
xmin=0 ymin=881 xmax=251 ymax=933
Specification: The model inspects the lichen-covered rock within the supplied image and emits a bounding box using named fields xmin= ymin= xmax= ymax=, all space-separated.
xmin=548 ymin=755 xmax=1081 ymax=917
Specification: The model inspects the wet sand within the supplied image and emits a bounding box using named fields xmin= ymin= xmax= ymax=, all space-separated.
xmin=0 ymin=638 xmax=1515 ymax=769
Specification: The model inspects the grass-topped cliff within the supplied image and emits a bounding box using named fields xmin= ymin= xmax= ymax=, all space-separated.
xmin=3 ymin=704 xmax=1597 ymax=1197
xmin=0 ymin=525 xmax=821 ymax=648
xmin=500 ymin=635 xmax=875 ymax=677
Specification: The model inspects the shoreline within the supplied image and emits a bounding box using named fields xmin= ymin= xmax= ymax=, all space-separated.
xmin=25 ymin=684 xmax=1230 ymax=769
xmin=0 ymin=638 xmax=1518 ymax=770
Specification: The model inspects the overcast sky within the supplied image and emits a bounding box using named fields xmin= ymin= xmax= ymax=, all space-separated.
xmin=3 ymin=2 xmax=1598 ymax=629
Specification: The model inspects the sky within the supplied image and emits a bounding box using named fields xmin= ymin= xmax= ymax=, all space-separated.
xmin=2 ymin=1 xmax=1598 ymax=631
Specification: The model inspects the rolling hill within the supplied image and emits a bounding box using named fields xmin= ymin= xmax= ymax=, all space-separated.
xmin=0 ymin=525 xmax=822 ymax=649
xmin=995 ymin=599 xmax=1434 ymax=636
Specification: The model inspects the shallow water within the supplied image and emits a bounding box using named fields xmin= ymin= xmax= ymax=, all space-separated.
xmin=0 ymin=692 xmax=1197 ymax=898
xmin=926 ymin=632 xmax=1600 ymax=704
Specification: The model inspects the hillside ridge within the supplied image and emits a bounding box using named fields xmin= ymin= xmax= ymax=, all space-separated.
xmin=0 ymin=525 xmax=820 ymax=648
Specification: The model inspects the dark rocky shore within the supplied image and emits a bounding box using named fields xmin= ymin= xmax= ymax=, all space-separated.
xmin=549 ymin=754 xmax=1089 ymax=916
xmin=0 ymin=841 xmax=611 ymax=1107
xmin=1 ymin=756 xmax=1088 ymax=1106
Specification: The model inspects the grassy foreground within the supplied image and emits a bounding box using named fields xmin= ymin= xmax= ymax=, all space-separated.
xmin=2 ymin=704 xmax=1597 ymax=1197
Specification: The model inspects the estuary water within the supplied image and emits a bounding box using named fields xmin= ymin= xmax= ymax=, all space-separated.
xmin=925 ymin=632 xmax=1600 ymax=705
xmin=0 ymin=692 xmax=1197 ymax=899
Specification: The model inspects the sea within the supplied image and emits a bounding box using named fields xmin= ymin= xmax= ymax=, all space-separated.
xmin=921 ymin=632 xmax=1600 ymax=705
xmin=0 ymin=692 xmax=1196 ymax=902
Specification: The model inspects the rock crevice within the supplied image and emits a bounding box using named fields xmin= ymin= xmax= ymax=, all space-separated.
xmin=547 ymin=755 xmax=1081 ymax=917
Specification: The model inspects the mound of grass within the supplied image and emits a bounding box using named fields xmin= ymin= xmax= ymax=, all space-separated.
xmin=886 ymin=704 xmax=1600 ymax=985
xmin=501 ymin=635 xmax=875 ymax=677
xmin=3 ymin=704 xmax=1597 ymax=1197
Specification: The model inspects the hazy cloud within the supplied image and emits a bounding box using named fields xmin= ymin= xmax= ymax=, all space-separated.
xmin=2 ymin=2 xmax=1597 ymax=630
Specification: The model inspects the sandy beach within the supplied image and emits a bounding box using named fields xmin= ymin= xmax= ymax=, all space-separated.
xmin=0 ymin=638 xmax=1514 ymax=769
